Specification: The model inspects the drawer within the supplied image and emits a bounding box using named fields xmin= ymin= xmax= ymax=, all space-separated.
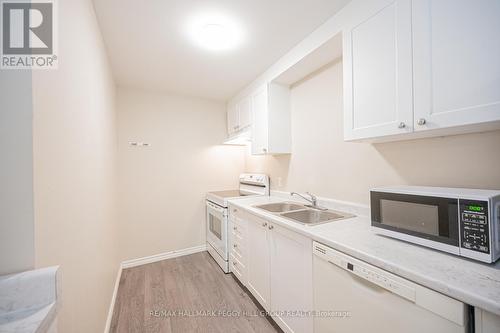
xmin=230 ymin=253 xmax=246 ymax=285
xmin=232 ymin=229 xmax=245 ymax=245
xmin=230 ymin=220 xmax=246 ymax=237
xmin=230 ymin=231 xmax=245 ymax=260
xmin=231 ymin=242 xmax=245 ymax=262
xmin=229 ymin=205 xmax=245 ymax=219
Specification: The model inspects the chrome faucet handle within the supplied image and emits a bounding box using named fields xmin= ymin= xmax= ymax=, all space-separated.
xmin=306 ymin=192 xmax=317 ymax=200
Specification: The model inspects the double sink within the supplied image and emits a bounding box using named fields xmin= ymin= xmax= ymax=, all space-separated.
xmin=254 ymin=202 xmax=355 ymax=226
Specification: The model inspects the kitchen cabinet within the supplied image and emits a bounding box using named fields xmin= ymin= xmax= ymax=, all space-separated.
xmin=246 ymin=212 xmax=313 ymax=333
xmin=227 ymin=96 xmax=252 ymax=135
xmin=412 ymin=0 xmax=500 ymax=132
xmin=475 ymin=308 xmax=500 ymax=333
xmin=238 ymin=97 xmax=252 ymax=129
xmin=269 ymin=223 xmax=313 ymax=333
xmin=251 ymin=83 xmax=291 ymax=155
xmin=343 ymin=0 xmax=500 ymax=142
xmin=228 ymin=205 xmax=248 ymax=286
xmin=246 ymin=213 xmax=271 ymax=311
xmin=343 ymin=0 xmax=413 ymax=141
xmin=227 ymin=104 xmax=239 ymax=135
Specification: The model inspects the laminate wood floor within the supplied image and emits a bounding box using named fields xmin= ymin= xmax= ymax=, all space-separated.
xmin=110 ymin=251 xmax=280 ymax=333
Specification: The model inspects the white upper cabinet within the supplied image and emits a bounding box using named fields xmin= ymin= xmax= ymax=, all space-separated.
xmin=251 ymin=86 xmax=269 ymax=154
xmin=343 ymin=0 xmax=413 ymax=141
xmin=238 ymin=97 xmax=252 ymax=129
xmin=227 ymin=104 xmax=240 ymax=135
xmin=251 ymin=83 xmax=291 ymax=155
xmin=412 ymin=0 xmax=500 ymax=131
xmin=344 ymin=0 xmax=500 ymax=142
xmin=226 ymin=96 xmax=252 ymax=135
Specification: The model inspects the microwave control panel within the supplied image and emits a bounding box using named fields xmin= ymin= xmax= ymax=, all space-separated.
xmin=460 ymin=200 xmax=489 ymax=253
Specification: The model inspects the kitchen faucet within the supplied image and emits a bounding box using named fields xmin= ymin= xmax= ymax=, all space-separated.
xmin=290 ymin=192 xmax=327 ymax=210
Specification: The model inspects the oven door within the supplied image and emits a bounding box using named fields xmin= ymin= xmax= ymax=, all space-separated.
xmin=371 ymin=191 xmax=459 ymax=250
xmin=206 ymin=200 xmax=228 ymax=260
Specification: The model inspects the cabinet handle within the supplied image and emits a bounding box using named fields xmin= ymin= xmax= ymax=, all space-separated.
xmin=269 ymin=225 xmax=274 ymax=230
xmin=398 ymin=122 xmax=406 ymax=129
xmin=233 ymin=261 xmax=237 ymax=266
xmin=233 ymin=226 xmax=237 ymax=231
xmin=262 ymin=222 xmax=268 ymax=227
xmin=233 ymin=244 xmax=237 ymax=248
xmin=417 ymin=118 xmax=426 ymax=126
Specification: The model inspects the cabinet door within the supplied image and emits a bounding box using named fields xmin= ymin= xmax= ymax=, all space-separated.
xmin=270 ymin=224 xmax=313 ymax=333
xmin=343 ymin=0 xmax=413 ymax=140
xmin=227 ymin=104 xmax=239 ymax=135
xmin=475 ymin=308 xmax=500 ymax=333
xmin=246 ymin=214 xmax=271 ymax=311
xmin=413 ymin=0 xmax=500 ymax=131
xmin=238 ymin=97 xmax=252 ymax=130
xmin=251 ymin=85 xmax=269 ymax=155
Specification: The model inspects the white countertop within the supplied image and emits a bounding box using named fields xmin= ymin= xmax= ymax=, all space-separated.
xmin=228 ymin=195 xmax=500 ymax=316
xmin=0 ymin=266 xmax=59 ymax=333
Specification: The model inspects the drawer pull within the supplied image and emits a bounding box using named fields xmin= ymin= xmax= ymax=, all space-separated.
xmin=233 ymin=244 xmax=237 ymax=248
xmin=262 ymin=222 xmax=268 ymax=227
xmin=233 ymin=261 xmax=237 ymax=266
xmin=233 ymin=226 xmax=237 ymax=231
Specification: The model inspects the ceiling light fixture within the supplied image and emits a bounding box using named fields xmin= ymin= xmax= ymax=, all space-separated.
xmin=187 ymin=12 xmax=243 ymax=51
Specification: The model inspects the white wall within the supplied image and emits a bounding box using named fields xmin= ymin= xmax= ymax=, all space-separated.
xmin=246 ymin=61 xmax=500 ymax=204
xmin=31 ymin=0 xmax=119 ymax=332
xmin=0 ymin=71 xmax=34 ymax=275
xmin=117 ymin=87 xmax=245 ymax=261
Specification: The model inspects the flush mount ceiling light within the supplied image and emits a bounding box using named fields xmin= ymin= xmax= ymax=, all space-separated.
xmin=187 ymin=13 xmax=244 ymax=51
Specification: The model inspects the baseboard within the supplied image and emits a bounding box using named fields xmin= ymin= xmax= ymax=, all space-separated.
xmin=104 ymin=264 xmax=122 ymax=333
xmin=104 ymin=244 xmax=208 ymax=332
xmin=121 ymin=244 xmax=207 ymax=269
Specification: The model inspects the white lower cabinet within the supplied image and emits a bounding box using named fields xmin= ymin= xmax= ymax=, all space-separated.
xmin=270 ymin=223 xmax=313 ymax=333
xmin=228 ymin=205 xmax=248 ymax=287
xmin=246 ymin=212 xmax=313 ymax=333
xmin=246 ymin=213 xmax=271 ymax=311
xmin=475 ymin=308 xmax=500 ymax=333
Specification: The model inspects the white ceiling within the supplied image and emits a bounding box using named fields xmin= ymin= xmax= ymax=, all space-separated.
xmin=93 ymin=0 xmax=351 ymax=101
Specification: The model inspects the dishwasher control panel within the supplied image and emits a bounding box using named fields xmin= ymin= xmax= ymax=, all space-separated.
xmin=313 ymin=242 xmax=416 ymax=302
xmin=349 ymin=262 xmax=415 ymax=302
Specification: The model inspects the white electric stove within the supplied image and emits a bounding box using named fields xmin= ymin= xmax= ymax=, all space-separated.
xmin=206 ymin=173 xmax=269 ymax=272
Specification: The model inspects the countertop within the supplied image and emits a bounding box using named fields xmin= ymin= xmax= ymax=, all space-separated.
xmin=227 ymin=195 xmax=500 ymax=316
xmin=0 ymin=266 xmax=59 ymax=333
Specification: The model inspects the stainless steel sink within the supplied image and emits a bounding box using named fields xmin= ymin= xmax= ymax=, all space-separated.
xmin=255 ymin=202 xmax=306 ymax=213
xmin=281 ymin=209 xmax=355 ymax=225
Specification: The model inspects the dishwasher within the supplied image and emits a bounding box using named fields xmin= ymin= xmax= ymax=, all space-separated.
xmin=313 ymin=241 xmax=470 ymax=333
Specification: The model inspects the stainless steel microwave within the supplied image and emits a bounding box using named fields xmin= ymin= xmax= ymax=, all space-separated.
xmin=371 ymin=186 xmax=500 ymax=263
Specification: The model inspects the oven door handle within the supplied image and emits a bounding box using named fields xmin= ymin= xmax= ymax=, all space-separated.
xmin=206 ymin=201 xmax=225 ymax=214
